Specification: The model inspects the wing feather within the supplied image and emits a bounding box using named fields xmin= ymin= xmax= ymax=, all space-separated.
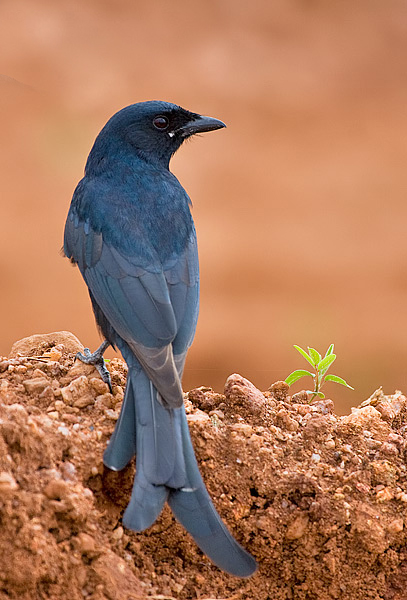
xmin=65 ymin=207 xmax=199 ymax=408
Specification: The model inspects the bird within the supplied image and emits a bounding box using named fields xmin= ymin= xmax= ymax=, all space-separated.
xmin=63 ymin=100 xmax=257 ymax=577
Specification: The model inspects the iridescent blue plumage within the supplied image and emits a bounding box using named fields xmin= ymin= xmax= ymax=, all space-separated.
xmin=63 ymin=101 xmax=256 ymax=577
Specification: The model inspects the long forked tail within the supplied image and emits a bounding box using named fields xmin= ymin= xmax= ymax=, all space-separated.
xmin=168 ymin=423 xmax=257 ymax=576
xmin=103 ymin=367 xmax=257 ymax=577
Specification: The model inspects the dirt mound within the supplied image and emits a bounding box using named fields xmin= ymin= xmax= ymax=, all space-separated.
xmin=1 ymin=332 xmax=407 ymax=599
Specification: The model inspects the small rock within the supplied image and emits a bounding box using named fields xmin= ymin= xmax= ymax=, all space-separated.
xmin=111 ymin=526 xmax=124 ymax=541
xmin=209 ymin=409 xmax=225 ymax=420
xmin=376 ymin=487 xmax=393 ymax=502
xmin=58 ymin=426 xmax=71 ymax=436
xmin=342 ymin=405 xmax=383 ymax=428
xmin=104 ymin=409 xmax=119 ymax=420
xmin=188 ymin=386 xmax=218 ymax=411
xmin=380 ymin=442 xmax=398 ymax=457
xmin=194 ymin=573 xmax=206 ymax=586
xmin=310 ymin=399 xmax=334 ymax=414
xmin=0 ymin=472 xmax=18 ymax=495
xmin=75 ymin=533 xmax=96 ymax=554
xmin=89 ymin=377 xmax=110 ymax=395
xmin=112 ymin=385 xmax=124 ymax=402
xmin=224 ymin=373 xmax=266 ymax=413
xmin=95 ymin=393 xmax=113 ymax=409
xmin=276 ymin=408 xmax=299 ymax=432
xmin=291 ymin=391 xmax=309 ymax=404
xmin=355 ymin=482 xmax=370 ymax=494
xmin=387 ymin=518 xmax=403 ymax=534
xmin=48 ymin=347 xmax=62 ymax=361
xmin=44 ymin=479 xmax=69 ymax=500
xmin=61 ymin=462 xmax=76 ymax=481
xmin=23 ymin=377 xmax=49 ymax=394
xmin=269 ymin=380 xmax=289 ymax=400
xmin=60 ymin=375 xmax=95 ymax=408
xmin=187 ymin=411 xmax=210 ymax=424
xmin=376 ymin=392 xmax=407 ymax=423
xmin=286 ymin=514 xmax=309 ymax=540
xmin=32 ymin=368 xmax=48 ymax=379
xmin=388 ymin=432 xmax=404 ymax=447
xmin=62 ymin=414 xmax=79 ymax=424
xmin=65 ymin=361 xmax=99 ymax=382
xmin=10 ymin=331 xmax=84 ymax=358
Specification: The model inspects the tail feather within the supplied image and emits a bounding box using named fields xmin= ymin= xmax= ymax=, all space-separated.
xmin=123 ymin=465 xmax=168 ymax=531
xmin=105 ymin=363 xmax=257 ymax=577
xmin=103 ymin=373 xmax=137 ymax=471
xmin=136 ymin=373 xmax=186 ymax=488
xmin=169 ymin=487 xmax=257 ymax=577
xmin=115 ymin=368 xmax=185 ymax=530
xmin=168 ymin=409 xmax=257 ymax=577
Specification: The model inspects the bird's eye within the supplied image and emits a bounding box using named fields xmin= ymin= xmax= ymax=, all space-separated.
xmin=153 ymin=116 xmax=169 ymax=130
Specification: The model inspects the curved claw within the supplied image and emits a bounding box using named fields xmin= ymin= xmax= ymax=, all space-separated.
xmin=76 ymin=341 xmax=113 ymax=393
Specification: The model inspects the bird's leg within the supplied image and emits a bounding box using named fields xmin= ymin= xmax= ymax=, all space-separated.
xmin=76 ymin=340 xmax=112 ymax=392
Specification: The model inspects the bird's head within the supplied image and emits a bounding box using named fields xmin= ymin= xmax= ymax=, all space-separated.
xmin=87 ymin=101 xmax=226 ymax=171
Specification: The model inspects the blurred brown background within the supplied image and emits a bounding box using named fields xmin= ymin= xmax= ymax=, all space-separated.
xmin=1 ymin=0 xmax=407 ymax=414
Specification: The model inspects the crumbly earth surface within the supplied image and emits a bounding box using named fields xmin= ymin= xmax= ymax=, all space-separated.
xmin=1 ymin=332 xmax=407 ymax=600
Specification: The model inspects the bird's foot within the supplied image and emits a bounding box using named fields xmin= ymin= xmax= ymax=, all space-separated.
xmin=76 ymin=340 xmax=112 ymax=393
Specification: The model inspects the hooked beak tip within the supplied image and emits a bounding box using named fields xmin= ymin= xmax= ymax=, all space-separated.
xmin=179 ymin=115 xmax=226 ymax=137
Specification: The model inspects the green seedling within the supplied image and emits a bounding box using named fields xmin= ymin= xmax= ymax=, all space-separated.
xmin=285 ymin=344 xmax=354 ymax=401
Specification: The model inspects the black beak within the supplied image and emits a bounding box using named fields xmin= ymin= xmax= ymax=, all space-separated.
xmin=178 ymin=114 xmax=226 ymax=138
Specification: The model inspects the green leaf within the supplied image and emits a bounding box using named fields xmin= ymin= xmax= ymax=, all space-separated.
xmin=324 ymin=344 xmax=334 ymax=357
xmin=293 ymin=345 xmax=316 ymax=367
xmin=325 ymin=374 xmax=354 ymax=390
xmin=308 ymin=347 xmax=321 ymax=365
xmin=317 ymin=353 xmax=336 ymax=375
xmin=285 ymin=369 xmax=315 ymax=386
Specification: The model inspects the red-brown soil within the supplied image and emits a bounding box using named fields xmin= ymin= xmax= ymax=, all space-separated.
xmin=1 ymin=331 xmax=407 ymax=599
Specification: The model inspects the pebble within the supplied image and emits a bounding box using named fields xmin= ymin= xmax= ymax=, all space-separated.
xmin=95 ymin=394 xmax=113 ymax=408
xmin=89 ymin=377 xmax=110 ymax=395
xmin=387 ymin=518 xmax=404 ymax=534
xmin=57 ymin=426 xmax=71 ymax=437
xmin=286 ymin=514 xmax=309 ymax=540
xmin=376 ymin=487 xmax=393 ymax=502
xmin=23 ymin=377 xmax=49 ymax=394
xmin=0 ymin=471 xmax=18 ymax=495
xmin=209 ymin=409 xmax=225 ymax=420
xmin=44 ymin=478 xmax=69 ymax=500
xmin=61 ymin=462 xmax=76 ymax=481
xmin=111 ymin=526 xmax=124 ymax=541
xmin=60 ymin=375 xmax=95 ymax=408
xmin=104 ymin=409 xmax=119 ymax=420
xmin=113 ymin=385 xmax=124 ymax=402
xmin=268 ymin=380 xmax=289 ymax=400
xmin=62 ymin=414 xmax=79 ymax=424
xmin=75 ymin=533 xmax=96 ymax=554
xmin=224 ymin=373 xmax=266 ymax=413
